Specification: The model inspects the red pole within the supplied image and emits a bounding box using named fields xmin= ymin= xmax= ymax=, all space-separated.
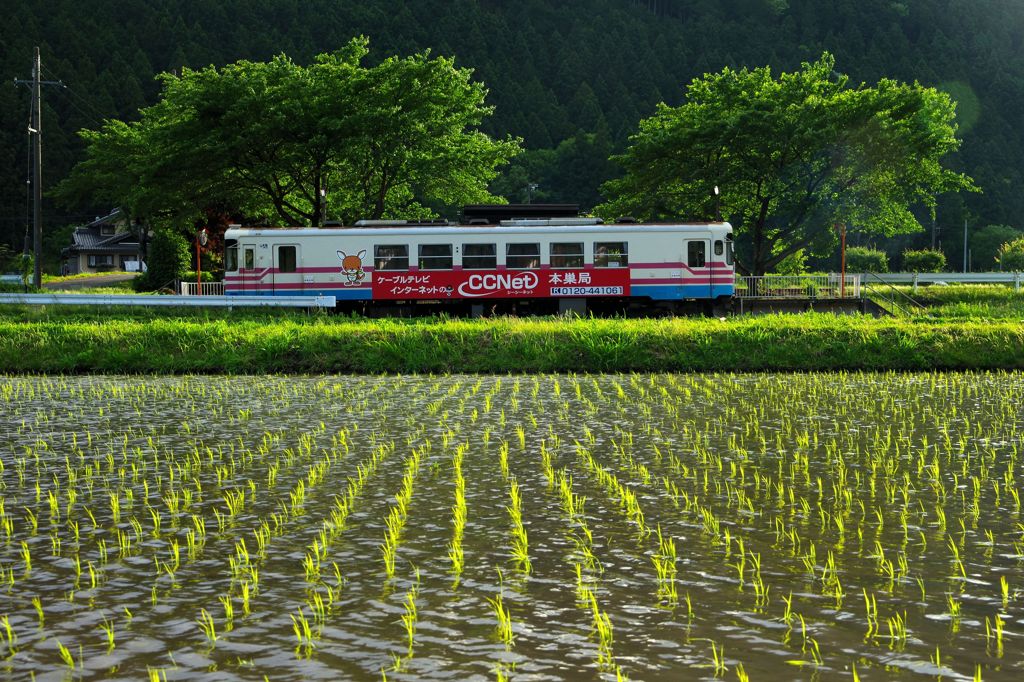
xmin=840 ymin=223 xmax=847 ymax=298
xmin=196 ymin=233 xmax=202 ymax=296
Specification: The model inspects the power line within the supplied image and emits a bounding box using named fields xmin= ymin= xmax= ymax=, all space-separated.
xmin=0 ymin=214 xmax=102 ymax=222
xmin=41 ymin=62 xmax=114 ymax=127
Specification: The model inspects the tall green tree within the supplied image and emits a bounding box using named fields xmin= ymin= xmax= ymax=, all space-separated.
xmin=597 ymin=53 xmax=976 ymax=275
xmin=55 ymin=37 xmax=520 ymax=228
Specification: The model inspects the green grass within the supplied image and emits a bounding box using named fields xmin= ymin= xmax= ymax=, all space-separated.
xmin=902 ymin=284 xmax=1024 ymax=320
xmin=0 ymin=283 xmax=1020 ymax=373
xmin=3 ymin=273 xmax=140 ymax=295
xmin=0 ymin=314 xmax=1020 ymax=373
xmin=41 ymin=272 xmax=130 ymax=284
xmin=44 ymin=280 xmax=139 ymax=295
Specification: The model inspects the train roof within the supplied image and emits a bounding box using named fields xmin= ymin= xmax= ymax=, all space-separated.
xmin=226 ymin=220 xmax=732 ymax=238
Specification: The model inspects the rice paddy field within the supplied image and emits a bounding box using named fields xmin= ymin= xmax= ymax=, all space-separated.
xmin=1 ymin=372 xmax=1022 ymax=680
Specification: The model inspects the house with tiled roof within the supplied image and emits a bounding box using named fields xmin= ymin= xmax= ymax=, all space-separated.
xmin=61 ymin=208 xmax=144 ymax=275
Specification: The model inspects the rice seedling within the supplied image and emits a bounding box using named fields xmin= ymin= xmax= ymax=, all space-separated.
xmin=197 ymin=608 xmax=217 ymax=647
xmin=55 ymin=639 xmax=76 ymax=671
xmin=708 ymin=639 xmax=727 ymax=676
xmin=219 ymin=595 xmax=235 ymax=632
xmin=290 ymin=606 xmax=315 ymax=658
xmin=652 ymin=525 xmax=678 ymax=607
xmin=399 ymin=568 xmax=420 ymax=655
xmin=886 ymin=611 xmax=908 ymax=651
xmin=30 ymin=595 xmax=44 ymax=628
xmin=0 ymin=615 xmax=15 ymax=656
xmin=506 ymin=477 xmax=531 ymax=574
xmin=588 ymin=590 xmax=616 ymax=671
xmin=449 ymin=444 xmax=467 ymax=584
xmin=99 ymin=615 xmax=115 ymax=652
xmin=380 ymin=447 xmax=423 ymax=581
xmin=487 ymin=570 xmax=515 ymax=651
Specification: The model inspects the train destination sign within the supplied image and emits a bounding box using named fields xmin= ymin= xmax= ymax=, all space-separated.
xmin=372 ymin=268 xmax=631 ymax=299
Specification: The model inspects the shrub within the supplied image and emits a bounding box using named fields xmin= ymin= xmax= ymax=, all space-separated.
xmin=972 ymin=224 xmax=1022 ymax=269
xmin=16 ymin=253 xmax=33 ymax=284
xmin=846 ymin=247 xmax=889 ymax=273
xmin=902 ymin=249 xmax=946 ymax=273
xmin=997 ymin=237 xmax=1024 ymax=271
xmin=183 ymin=270 xmax=217 ymax=283
xmin=134 ymin=230 xmax=191 ymax=291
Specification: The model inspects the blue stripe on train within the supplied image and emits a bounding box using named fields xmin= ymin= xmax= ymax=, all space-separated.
xmin=226 ymin=289 xmax=373 ymax=300
xmin=631 ymin=284 xmax=735 ymax=300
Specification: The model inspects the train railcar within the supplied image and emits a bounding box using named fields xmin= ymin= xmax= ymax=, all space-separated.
xmin=223 ymin=213 xmax=734 ymax=315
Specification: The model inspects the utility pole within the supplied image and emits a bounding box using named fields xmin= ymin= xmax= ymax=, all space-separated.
xmin=31 ymin=47 xmax=42 ymax=288
xmin=15 ymin=47 xmax=63 ymax=288
xmin=963 ymin=218 xmax=968 ymax=273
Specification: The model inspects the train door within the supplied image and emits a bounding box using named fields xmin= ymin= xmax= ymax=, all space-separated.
xmin=685 ymin=238 xmax=712 ymax=299
xmin=272 ymin=244 xmax=302 ymax=294
xmin=240 ymin=244 xmax=256 ymax=293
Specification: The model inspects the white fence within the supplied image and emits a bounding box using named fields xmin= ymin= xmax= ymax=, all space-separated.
xmin=179 ymin=281 xmax=225 ymax=296
xmin=736 ymin=275 xmax=861 ymax=299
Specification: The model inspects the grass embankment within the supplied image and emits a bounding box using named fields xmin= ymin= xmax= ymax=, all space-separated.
xmin=0 ymin=313 xmax=1021 ymax=373
xmin=898 ymin=284 xmax=1024 ymax=321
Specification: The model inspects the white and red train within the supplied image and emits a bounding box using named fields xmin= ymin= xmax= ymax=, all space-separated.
xmin=223 ymin=206 xmax=734 ymax=315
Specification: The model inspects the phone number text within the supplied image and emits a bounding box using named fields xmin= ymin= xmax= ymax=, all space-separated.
xmin=551 ymin=286 xmax=624 ymax=296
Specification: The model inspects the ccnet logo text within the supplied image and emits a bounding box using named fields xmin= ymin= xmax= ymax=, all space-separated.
xmin=457 ymin=272 xmax=539 ymax=297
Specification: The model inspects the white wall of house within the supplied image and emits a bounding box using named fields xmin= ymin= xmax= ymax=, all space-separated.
xmin=71 ymin=253 xmax=139 ymax=274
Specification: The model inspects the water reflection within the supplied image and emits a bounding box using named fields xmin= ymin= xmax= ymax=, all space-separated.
xmin=0 ymin=373 xmax=1021 ymax=680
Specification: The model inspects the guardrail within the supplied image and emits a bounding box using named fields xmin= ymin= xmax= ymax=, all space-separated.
xmin=180 ymin=281 xmax=226 ymax=296
xmin=736 ymin=275 xmax=861 ymax=299
xmin=859 ymin=272 xmax=1023 ymax=290
xmin=0 ymin=294 xmax=336 ymax=308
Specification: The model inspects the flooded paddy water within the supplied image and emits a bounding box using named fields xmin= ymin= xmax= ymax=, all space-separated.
xmin=0 ymin=372 xmax=1022 ymax=680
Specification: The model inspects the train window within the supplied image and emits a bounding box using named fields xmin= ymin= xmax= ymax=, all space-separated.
xmin=244 ymin=247 xmax=255 ymax=270
xmin=714 ymin=240 xmax=724 ymax=256
xmin=506 ymin=243 xmax=540 ymax=269
xmin=375 ymin=244 xmax=409 ymax=271
xmin=463 ymin=243 xmax=496 ymax=269
xmin=418 ymin=244 xmax=452 ymax=270
xmin=687 ymin=241 xmax=706 ymax=268
xmin=225 ymin=240 xmax=238 ymax=272
xmin=594 ymin=241 xmax=628 ymax=267
xmin=726 ymin=239 xmax=734 ymax=265
xmin=278 ymin=246 xmax=297 ymax=273
xmin=550 ymin=242 xmax=584 ymax=268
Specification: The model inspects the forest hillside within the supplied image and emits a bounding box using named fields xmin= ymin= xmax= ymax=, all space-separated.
xmin=2 ymin=0 xmax=1022 ymax=269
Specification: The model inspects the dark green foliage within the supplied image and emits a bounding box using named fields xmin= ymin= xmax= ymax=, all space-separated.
xmin=490 ymin=132 xmax=618 ymax=210
xmin=2 ymin=0 xmax=1023 ymax=271
xmin=134 ymin=229 xmax=190 ymax=291
xmin=598 ymin=54 xmax=973 ymax=275
xmin=183 ymin=270 xmax=217 ymax=283
xmin=55 ymin=38 xmax=520 ymax=227
xmin=846 ymin=247 xmax=889 ymax=273
xmin=902 ymin=249 xmax=946 ymax=273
